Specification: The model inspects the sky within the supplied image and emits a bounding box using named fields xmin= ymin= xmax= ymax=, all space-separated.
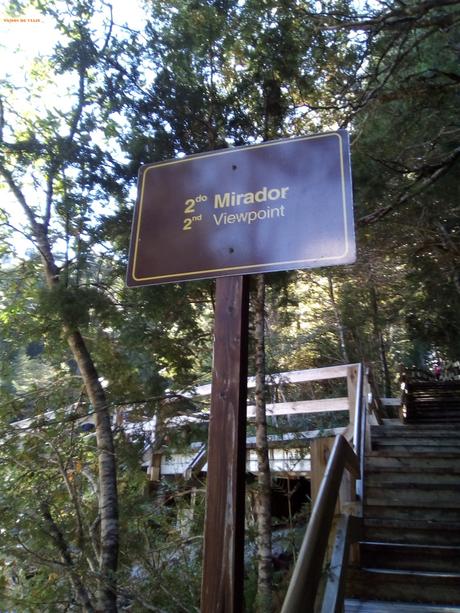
xmin=0 ymin=0 xmax=380 ymax=257
xmin=0 ymin=1 xmax=145 ymax=69
xmin=0 ymin=0 xmax=145 ymax=257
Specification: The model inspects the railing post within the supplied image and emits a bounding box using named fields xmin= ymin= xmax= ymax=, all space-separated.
xmin=310 ymin=436 xmax=335 ymax=505
xmin=352 ymin=364 xmax=363 ymax=457
xmin=281 ymin=436 xmax=360 ymax=613
xmin=347 ymin=365 xmax=358 ymax=434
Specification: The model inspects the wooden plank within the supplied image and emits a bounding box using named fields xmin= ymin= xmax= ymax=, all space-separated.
xmin=246 ymin=397 xmax=348 ymax=418
xmin=192 ymin=364 xmax=357 ymax=397
xmin=310 ymin=437 xmax=336 ymax=505
xmin=344 ymin=598 xmax=460 ymax=612
xmin=267 ymin=365 xmax=355 ymax=384
xmin=321 ymin=515 xmax=362 ymax=613
xmin=347 ymin=365 xmax=358 ymax=434
xmin=201 ymin=276 xmax=249 ymax=613
xmin=281 ymin=436 xmax=359 ymax=613
xmin=148 ymin=452 xmax=162 ymax=481
xmin=245 ymin=426 xmax=347 ymax=448
xmin=382 ymin=398 xmax=401 ymax=407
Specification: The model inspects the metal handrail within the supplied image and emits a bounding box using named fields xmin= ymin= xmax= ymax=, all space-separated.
xmin=352 ymin=364 xmax=364 ymax=470
xmin=280 ymin=435 xmax=360 ymax=613
xmin=358 ymin=370 xmax=367 ymax=504
xmin=281 ymin=363 xmax=372 ymax=613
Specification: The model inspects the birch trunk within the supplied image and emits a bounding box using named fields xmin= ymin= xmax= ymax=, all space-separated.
xmin=40 ymin=502 xmax=95 ymax=613
xmin=253 ymin=274 xmax=273 ymax=613
xmin=369 ymin=284 xmax=392 ymax=397
xmin=8 ymin=202 xmax=119 ymax=612
xmin=328 ymin=275 xmax=349 ymax=363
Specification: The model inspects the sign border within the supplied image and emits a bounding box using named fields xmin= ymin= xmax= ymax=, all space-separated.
xmin=128 ymin=131 xmax=353 ymax=284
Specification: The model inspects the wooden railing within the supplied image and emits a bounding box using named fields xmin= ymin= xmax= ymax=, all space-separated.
xmin=281 ymin=435 xmax=360 ymax=613
xmin=281 ymin=364 xmax=383 ymax=613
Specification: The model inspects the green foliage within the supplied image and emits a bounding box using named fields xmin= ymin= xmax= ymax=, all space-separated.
xmin=1 ymin=0 xmax=459 ymax=608
xmin=37 ymin=285 xmax=114 ymax=330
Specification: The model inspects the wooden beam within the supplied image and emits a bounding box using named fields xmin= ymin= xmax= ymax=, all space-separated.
xmin=381 ymin=398 xmax=401 ymax=406
xmin=281 ymin=436 xmax=359 ymax=613
xmin=245 ymin=426 xmax=347 ymax=449
xmin=310 ymin=437 xmax=336 ymax=505
xmin=320 ymin=515 xmax=362 ymax=613
xmin=192 ymin=364 xmax=358 ymax=397
xmin=201 ymin=276 xmax=249 ymax=613
xmin=148 ymin=452 xmax=162 ymax=482
xmin=347 ymin=365 xmax=358 ymax=432
xmin=246 ymin=397 xmax=348 ymax=418
xmin=269 ymin=365 xmax=357 ymax=384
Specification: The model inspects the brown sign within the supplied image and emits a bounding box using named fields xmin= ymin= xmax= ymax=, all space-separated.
xmin=127 ymin=131 xmax=355 ymax=286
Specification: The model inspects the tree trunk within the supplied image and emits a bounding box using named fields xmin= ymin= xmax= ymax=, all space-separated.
xmin=253 ymin=274 xmax=273 ymax=613
xmin=369 ymin=284 xmax=392 ymax=397
xmin=327 ymin=275 xmax=349 ymax=363
xmin=66 ymin=328 xmax=119 ymax=611
xmin=40 ymin=501 xmax=95 ymax=613
xmin=33 ymin=223 xmax=119 ymax=611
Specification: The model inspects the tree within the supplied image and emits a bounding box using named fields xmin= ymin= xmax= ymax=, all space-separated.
xmin=0 ymin=1 xmax=217 ymax=609
xmin=1 ymin=0 xmax=459 ymax=610
xmin=0 ymin=2 xmax=121 ymax=608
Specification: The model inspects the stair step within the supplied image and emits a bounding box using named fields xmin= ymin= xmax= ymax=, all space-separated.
xmin=372 ymin=443 xmax=460 ymax=453
xmin=411 ymin=381 xmax=460 ymax=384
xmin=344 ymin=598 xmax=460 ymax=612
xmin=364 ymin=506 xmax=460 ymax=523
xmin=347 ymin=567 xmax=460 ymax=604
xmin=409 ymin=397 xmax=460 ymax=401
xmin=360 ymin=542 xmax=460 ymax=572
xmin=371 ymin=427 xmax=460 ymax=438
xmin=363 ymin=527 xmax=460 ymax=546
xmin=366 ymin=485 xmax=460 ymax=507
xmin=405 ymin=419 xmax=460 ymax=425
xmin=353 ymin=383 xmax=460 ymax=607
xmin=408 ymin=402 xmax=460 ymax=406
xmin=372 ymin=437 xmax=460 ymax=447
xmin=410 ymin=389 xmax=460 ymax=393
xmin=367 ymin=447 xmax=460 ymax=457
xmin=406 ymin=408 xmax=460 ymax=413
xmin=367 ymin=472 xmax=460 ymax=485
xmin=409 ymin=392 xmax=460 ymax=397
xmin=407 ymin=409 xmax=460 ymax=415
xmin=363 ymin=516 xmax=460 ymax=546
xmin=380 ymin=422 xmax=460 ymax=429
xmin=366 ymin=455 xmax=460 ymax=473
xmin=405 ymin=410 xmax=460 ymax=418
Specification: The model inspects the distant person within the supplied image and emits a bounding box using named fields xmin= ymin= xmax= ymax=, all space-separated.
xmin=434 ymin=363 xmax=442 ymax=380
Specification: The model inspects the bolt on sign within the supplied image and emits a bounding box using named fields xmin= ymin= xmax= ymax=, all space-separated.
xmin=126 ymin=131 xmax=355 ymax=287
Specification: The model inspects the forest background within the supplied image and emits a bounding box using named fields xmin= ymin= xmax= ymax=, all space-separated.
xmin=0 ymin=0 xmax=459 ymax=611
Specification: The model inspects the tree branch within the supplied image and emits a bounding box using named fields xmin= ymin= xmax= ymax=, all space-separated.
xmin=306 ymin=1 xmax=460 ymax=32
xmin=40 ymin=500 xmax=95 ymax=612
xmin=99 ymin=2 xmax=114 ymax=56
xmin=359 ymin=145 xmax=460 ymax=225
xmin=0 ymin=96 xmax=4 ymax=142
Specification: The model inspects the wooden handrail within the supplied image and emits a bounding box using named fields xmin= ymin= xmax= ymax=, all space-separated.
xmin=320 ymin=514 xmax=362 ymax=613
xmin=352 ymin=363 xmax=364 ymax=463
xmin=280 ymin=435 xmax=360 ymax=613
xmin=190 ymin=364 xmax=361 ymax=397
xmin=280 ymin=364 xmax=381 ymax=613
xmin=367 ymin=367 xmax=386 ymax=423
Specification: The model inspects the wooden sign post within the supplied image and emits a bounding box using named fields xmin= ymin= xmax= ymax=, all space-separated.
xmin=126 ymin=131 xmax=356 ymax=613
xmin=201 ymin=275 xmax=249 ymax=613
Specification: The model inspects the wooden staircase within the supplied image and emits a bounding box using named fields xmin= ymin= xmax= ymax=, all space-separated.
xmin=345 ymin=380 xmax=460 ymax=612
xmin=404 ymin=381 xmax=460 ymax=424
